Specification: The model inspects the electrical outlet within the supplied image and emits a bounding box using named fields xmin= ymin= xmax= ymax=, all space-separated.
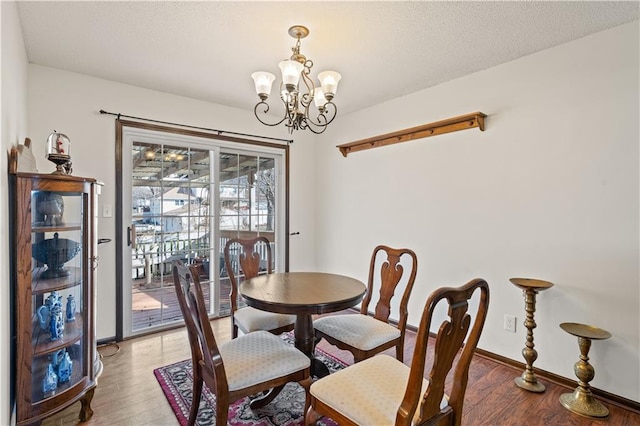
xmin=504 ymin=314 xmax=517 ymax=333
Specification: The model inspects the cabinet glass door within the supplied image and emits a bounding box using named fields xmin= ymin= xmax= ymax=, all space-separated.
xmin=30 ymin=190 xmax=86 ymax=402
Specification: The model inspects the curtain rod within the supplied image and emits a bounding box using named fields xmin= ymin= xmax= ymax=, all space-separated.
xmin=98 ymin=109 xmax=294 ymax=144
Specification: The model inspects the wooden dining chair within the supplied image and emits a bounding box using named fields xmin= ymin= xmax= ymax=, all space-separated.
xmin=172 ymin=261 xmax=312 ymax=426
xmin=305 ymin=278 xmax=490 ymax=426
xmin=224 ymin=236 xmax=295 ymax=338
xmin=314 ymin=245 xmax=418 ymax=362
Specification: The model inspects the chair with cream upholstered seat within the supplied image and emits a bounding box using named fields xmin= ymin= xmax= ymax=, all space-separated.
xmin=172 ymin=261 xmax=312 ymax=426
xmin=305 ymin=278 xmax=490 ymax=426
xmin=224 ymin=236 xmax=295 ymax=338
xmin=313 ymin=245 xmax=418 ymax=363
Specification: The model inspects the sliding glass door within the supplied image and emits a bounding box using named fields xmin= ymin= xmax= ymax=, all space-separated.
xmin=119 ymin=124 xmax=286 ymax=338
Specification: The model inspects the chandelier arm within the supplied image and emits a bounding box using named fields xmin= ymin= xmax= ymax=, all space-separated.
xmin=279 ymin=81 xmax=299 ymax=123
xmin=301 ymin=102 xmax=338 ymax=131
xmin=298 ymin=116 xmax=328 ymax=134
xmin=305 ymin=111 xmax=328 ymax=127
xmin=254 ymin=102 xmax=289 ymax=127
xmin=299 ymin=64 xmax=315 ymax=109
xmin=319 ymin=101 xmax=338 ymax=125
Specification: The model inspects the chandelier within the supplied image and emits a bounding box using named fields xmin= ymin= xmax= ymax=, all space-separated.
xmin=251 ymin=25 xmax=342 ymax=134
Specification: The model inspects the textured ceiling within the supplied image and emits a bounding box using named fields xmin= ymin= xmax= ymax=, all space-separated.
xmin=15 ymin=1 xmax=639 ymax=115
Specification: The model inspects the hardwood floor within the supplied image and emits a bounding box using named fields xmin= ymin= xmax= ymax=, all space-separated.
xmin=42 ymin=315 xmax=639 ymax=426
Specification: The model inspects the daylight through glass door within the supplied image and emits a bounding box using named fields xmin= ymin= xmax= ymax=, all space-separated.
xmin=128 ymin=140 xmax=282 ymax=335
xmin=130 ymin=144 xmax=213 ymax=333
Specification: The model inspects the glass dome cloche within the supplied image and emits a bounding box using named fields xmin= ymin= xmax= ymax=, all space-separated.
xmin=46 ymin=131 xmax=71 ymax=175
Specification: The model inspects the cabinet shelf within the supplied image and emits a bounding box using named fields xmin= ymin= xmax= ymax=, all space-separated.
xmin=32 ymin=350 xmax=86 ymax=404
xmin=32 ymin=223 xmax=82 ymax=233
xmin=32 ymin=267 xmax=82 ymax=295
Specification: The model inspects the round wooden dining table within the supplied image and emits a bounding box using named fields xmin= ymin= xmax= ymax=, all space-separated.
xmin=240 ymin=271 xmax=366 ymax=377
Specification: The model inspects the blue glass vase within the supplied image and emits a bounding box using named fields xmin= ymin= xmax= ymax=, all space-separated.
xmin=42 ymin=363 xmax=58 ymax=393
xmin=38 ymin=291 xmax=62 ymax=332
xmin=57 ymin=351 xmax=73 ymax=383
xmin=49 ymin=305 xmax=64 ymax=341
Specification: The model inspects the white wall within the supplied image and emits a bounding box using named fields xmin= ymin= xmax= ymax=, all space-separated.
xmin=1 ymin=2 xmax=29 ymax=422
xmin=27 ymin=65 xmax=318 ymax=340
xmin=315 ymin=21 xmax=639 ymax=401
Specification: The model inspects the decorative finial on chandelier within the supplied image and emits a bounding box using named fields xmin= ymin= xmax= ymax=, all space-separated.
xmin=251 ymin=25 xmax=342 ymax=134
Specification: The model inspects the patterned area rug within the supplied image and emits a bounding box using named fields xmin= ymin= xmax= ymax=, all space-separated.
xmin=154 ymin=335 xmax=344 ymax=425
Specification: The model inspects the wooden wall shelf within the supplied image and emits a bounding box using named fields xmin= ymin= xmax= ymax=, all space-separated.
xmin=336 ymin=112 xmax=487 ymax=157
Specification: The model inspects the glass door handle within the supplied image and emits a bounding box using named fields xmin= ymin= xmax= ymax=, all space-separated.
xmin=127 ymin=225 xmax=137 ymax=249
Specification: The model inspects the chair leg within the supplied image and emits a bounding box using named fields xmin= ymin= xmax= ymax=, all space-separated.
xmin=301 ymin=376 xmax=312 ymax=420
xmin=188 ymin=370 xmax=203 ymax=426
xmin=305 ymin=404 xmax=322 ymax=426
xmin=353 ymin=351 xmax=365 ymax=363
xmin=216 ymin=399 xmax=229 ymax=426
xmin=396 ymin=341 xmax=404 ymax=362
xmin=232 ymin=321 xmax=238 ymax=339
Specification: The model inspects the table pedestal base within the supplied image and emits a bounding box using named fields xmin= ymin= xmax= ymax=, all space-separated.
xmin=295 ymin=314 xmax=330 ymax=378
xmin=311 ymin=359 xmax=330 ymax=378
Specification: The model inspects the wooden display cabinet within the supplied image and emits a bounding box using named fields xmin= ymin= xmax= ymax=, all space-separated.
xmin=10 ymin=170 xmax=101 ymax=425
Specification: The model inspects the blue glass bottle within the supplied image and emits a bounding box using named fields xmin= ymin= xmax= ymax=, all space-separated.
xmin=65 ymin=294 xmax=76 ymax=322
xmin=37 ymin=305 xmax=49 ymax=331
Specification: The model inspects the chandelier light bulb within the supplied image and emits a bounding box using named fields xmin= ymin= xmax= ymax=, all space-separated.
xmin=251 ymin=72 xmax=276 ymax=99
xmin=318 ymin=71 xmax=341 ymax=100
xmin=281 ymin=89 xmax=293 ymax=104
xmin=313 ymin=87 xmax=327 ymax=111
xmin=279 ymin=60 xmax=305 ymax=92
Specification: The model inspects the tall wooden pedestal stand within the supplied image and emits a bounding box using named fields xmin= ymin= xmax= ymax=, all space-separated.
xmin=510 ymin=278 xmax=554 ymax=392
xmin=559 ymin=322 xmax=611 ymax=418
